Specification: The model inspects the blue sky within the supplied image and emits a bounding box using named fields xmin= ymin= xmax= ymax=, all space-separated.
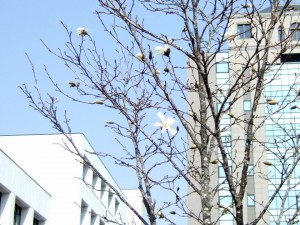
xmin=2 ymin=0 xmax=298 ymax=187
xmin=1 ymin=4 xmax=188 ymax=224
xmin=0 ymin=0 xmax=186 ymax=191
xmin=0 ymin=0 xmax=132 ymax=184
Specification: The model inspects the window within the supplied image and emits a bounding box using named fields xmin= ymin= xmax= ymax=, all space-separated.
xmin=100 ymin=182 xmax=107 ymax=200
xmin=219 ymin=167 xmax=225 ymax=178
xmin=290 ymin=23 xmax=300 ymax=41
xmin=219 ymin=195 xmax=234 ymax=224
xmin=219 ymin=166 xmax=232 ymax=178
xmin=80 ymin=200 xmax=88 ymax=225
xmin=82 ymin=163 xmax=89 ymax=181
xmin=114 ymin=199 xmax=120 ymax=215
xmin=216 ymin=63 xmax=229 ymax=73
xmin=92 ymin=172 xmax=99 ymax=196
xmin=33 ymin=218 xmax=39 ymax=225
xmin=248 ymin=165 xmax=254 ymax=176
xmin=278 ymin=26 xmax=285 ymax=42
xmin=244 ymin=100 xmax=251 ymax=111
xmin=91 ymin=211 xmax=97 ymax=225
xmin=14 ymin=205 xmax=22 ymax=225
xmin=237 ymin=24 xmax=252 ymax=39
xmin=247 ymin=195 xmax=255 ymax=206
xmin=281 ymin=53 xmax=300 ymax=63
xmin=108 ymin=190 xmax=114 ymax=207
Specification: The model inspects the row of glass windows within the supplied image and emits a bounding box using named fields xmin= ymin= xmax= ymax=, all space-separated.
xmin=80 ymin=200 xmax=106 ymax=225
xmin=265 ymin=124 xmax=300 ymax=131
xmin=0 ymin=192 xmax=43 ymax=225
xmin=82 ymin=163 xmax=120 ymax=216
xmin=236 ymin=23 xmax=300 ymax=41
xmin=269 ymin=194 xmax=299 ymax=210
xmin=264 ymin=64 xmax=300 ymax=224
xmin=216 ymin=64 xmax=235 ymax=225
xmin=14 ymin=204 xmax=41 ymax=225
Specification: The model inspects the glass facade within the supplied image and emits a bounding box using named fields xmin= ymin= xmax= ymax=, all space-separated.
xmin=215 ymin=55 xmax=300 ymax=225
xmin=265 ymin=63 xmax=300 ymax=224
xmin=216 ymin=53 xmax=234 ymax=225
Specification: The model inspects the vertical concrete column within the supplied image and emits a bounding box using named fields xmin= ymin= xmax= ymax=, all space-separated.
xmin=80 ymin=205 xmax=91 ymax=225
xmin=0 ymin=192 xmax=16 ymax=225
xmin=21 ymin=206 xmax=34 ymax=225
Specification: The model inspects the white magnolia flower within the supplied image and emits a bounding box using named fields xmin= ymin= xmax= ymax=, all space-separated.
xmin=154 ymin=45 xmax=171 ymax=57
xmin=154 ymin=112 xmax=177 ymax=135
xmin=76 ymin=27 xmax=89 ymax=37
xmin=135 ymin=52 xmax=145 ymax=61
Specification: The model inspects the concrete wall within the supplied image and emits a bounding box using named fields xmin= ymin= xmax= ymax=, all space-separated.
xmin=0 ymin=148 xmax=51 ymax=225
xmin=0 ymin=134 xmax=143 ymax=225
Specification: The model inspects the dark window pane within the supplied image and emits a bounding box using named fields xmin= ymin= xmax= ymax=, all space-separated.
xmin=278 ymin=26 xmax=285 ymax=41
xmin=33 ymin=218 xmax=39 ymax=225
xmin=14 ymin=205 xmax=21 ymax=225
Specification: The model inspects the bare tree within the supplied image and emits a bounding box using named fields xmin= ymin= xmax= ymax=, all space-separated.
xmin=21 ymin=0 xmax=300 ymax=225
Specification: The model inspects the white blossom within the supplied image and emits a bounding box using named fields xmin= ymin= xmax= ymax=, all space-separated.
xmin=135 ymin=52 xmax=145 ymax=61
xmin=76 ymin=27 xmax=89 ymax=37
xmin=154 ymin=45 xmax=171 ymax=57
xmin=153 ymin=112 xmax=177 ymax=135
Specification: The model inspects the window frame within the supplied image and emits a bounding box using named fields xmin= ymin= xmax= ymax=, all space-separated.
xmin=248 ymin=165 xmax=254 ymax=176
xmin=247 ymin=194 xmax=255 ymax=207
xmin=216 ymin=62 xmax=229 ymax=73
xmin=237 ymin=24 xmax=252 ymax=39
xmin=290 ymin=23 xmax=300 ymax=41
xmin=244 ymin=100 xmax=251 ymax=111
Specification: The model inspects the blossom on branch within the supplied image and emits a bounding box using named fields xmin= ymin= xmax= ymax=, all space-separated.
xmin=154 ymin=45 xmax=171 ymax=57
xmin=76 ymin=27 xmax=89 ymax=37
xmin=267 ymin=99 xmax=278 ymax=105
xmin=135 ymin=52 xmax=145 ymax=61
xmin=263 ymin=161 xmax=273 ymax=166
xmin=67 ymin=81 xmax=76 ymax=87
xmin=153 ymin=112 xmax=177 ymax=135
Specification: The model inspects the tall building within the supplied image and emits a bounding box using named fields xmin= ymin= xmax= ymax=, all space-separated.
xmin=188 ymin=4 xmax=300 ymax=225
xmin=0 ymin=134 xmax=145 ymax=225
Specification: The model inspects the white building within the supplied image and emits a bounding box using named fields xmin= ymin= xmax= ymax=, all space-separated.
xmin=0 ymin=134 xmax=145 ymax=225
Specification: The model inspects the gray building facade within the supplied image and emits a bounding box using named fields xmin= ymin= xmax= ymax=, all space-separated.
xmin=188 ymin=4 xmax=300 ymax=225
